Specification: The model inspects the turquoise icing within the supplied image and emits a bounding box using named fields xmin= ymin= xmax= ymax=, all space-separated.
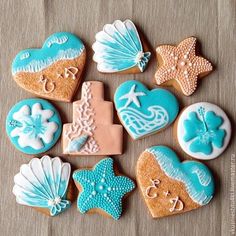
xmin=66 ymin=134 xmax=89 ymax=153
xmin=6 ymin=98 xmax=62 ymax=154
xmin=183 ymin=106 xmax=226 ymax=155
xmin=93 ymin=20 xmax=151 ymax=72
xmin=12 ymin=32 xmax=85 ymax=75
xmin=73 ymin=158 xmax=135 ymax=220
xmin=147 ymin=146 xmax=214 ymax=205
xmin=13 ymin=156 xmax=71 ymax=216
xmin=114 ymin=80 xmax=179 ymax=139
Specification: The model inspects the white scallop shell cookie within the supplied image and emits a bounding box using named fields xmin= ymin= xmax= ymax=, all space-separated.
xmin=13 ymin=155 xmax=71 ymax=216
xmin=177 ymin=102 xmax=231 ymax=160
xmin=92 ymin=19 xmax=151 ymax=73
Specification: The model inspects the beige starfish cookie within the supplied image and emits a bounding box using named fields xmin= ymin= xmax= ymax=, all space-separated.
xmin=154 ymin=37 xmax=213 ymax=96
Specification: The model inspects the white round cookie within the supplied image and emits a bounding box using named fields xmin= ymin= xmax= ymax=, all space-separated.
xmin=177 ymin=102 xmax=231 ymax=160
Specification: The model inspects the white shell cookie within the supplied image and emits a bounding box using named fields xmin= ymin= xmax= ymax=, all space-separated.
xmin=177 ymin=102 xmax=231 ymax=160
xmin=92 ymin=19 xmax=151 ymax=73
xmin=13 ymin=156 xmax=71 ymax=216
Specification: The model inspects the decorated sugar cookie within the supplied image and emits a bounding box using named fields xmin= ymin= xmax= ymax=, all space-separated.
xmin=155 ymin=37 xmax=213 ymax=96
xmin=6 ymin=98 xmax=62 ymax=154
xmin=12 ymin=32 xmax=86 ymax=102
xmin=73 ymin=158 xmax=135 ymax=220
xmin=13 ymin=155 xmax=72 ymax=216
xmin=92 ymin=19 xmax=151 ymax=74
xmin=176 ymin=102 xmax=231 ymax=160
xmin=136 ymin=146 xmax=214 ymax=218
xmin=62 ymin=81 xmax=123 ymax=155
xmin=114 ymin=80 xmax=179 ymax=140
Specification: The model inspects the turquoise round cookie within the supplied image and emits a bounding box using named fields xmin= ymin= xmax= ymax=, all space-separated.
xmin=6 ymin=98 xmax=62 ymax=154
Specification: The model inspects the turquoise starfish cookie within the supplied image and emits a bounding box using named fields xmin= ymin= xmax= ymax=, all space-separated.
xmin=73 ymin=158 xmax=135 ymax=220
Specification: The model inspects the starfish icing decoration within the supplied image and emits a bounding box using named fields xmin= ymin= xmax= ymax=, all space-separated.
xmin=155 ymin=37 xmax=213 ymax=96
xmin=73 ymin=158 xmax=135 ymax=220
xmin=119 ymin=84 xmax=146 ymax=108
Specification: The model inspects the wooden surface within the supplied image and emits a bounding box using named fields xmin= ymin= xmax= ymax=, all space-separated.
xmin=0 ymin=0 xmax=235 ymax=236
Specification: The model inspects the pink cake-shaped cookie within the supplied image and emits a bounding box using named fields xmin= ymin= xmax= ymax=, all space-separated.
xmin=62 ymin=81 xmax=123 ymax=155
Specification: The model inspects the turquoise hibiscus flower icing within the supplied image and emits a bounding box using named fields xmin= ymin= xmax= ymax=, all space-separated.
xmin=73 ymin=158 xmax=135 ymax=220
xmin=183 ymin=107 xmax=226 ymax=155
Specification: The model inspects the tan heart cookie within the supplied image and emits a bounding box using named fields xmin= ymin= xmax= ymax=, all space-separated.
xmin=12 ymin=32 xmax=86 ymax=102
xmin=136 ymin=146 xmax=214 ymax=218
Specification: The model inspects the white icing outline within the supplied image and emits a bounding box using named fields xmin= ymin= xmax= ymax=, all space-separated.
xmin=145 ymin=179 xmax=160 ymax=199
xmin=65 ymin=82 xmax=99 ymax=154
xmin=38 ymin=75 xmax=55 ymax=93
xmin=169 ymin=196 xmax=184 ymax=212
xmin=177 ymin=102 xmax=231 ymax=160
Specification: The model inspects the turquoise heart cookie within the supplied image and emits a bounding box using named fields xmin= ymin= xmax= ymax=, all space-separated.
xmin=114 ymin=80 xmax=179 ymax=139
xmin=136 ymin=146 xmax=214 ymax=218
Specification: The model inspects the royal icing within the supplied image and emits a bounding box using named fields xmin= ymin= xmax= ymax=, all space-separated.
xmin=92 ymin=19 xmax=151 ymax=73
xmin=114 ymin=80 xmax=179 ymax=139
xmin=13 ymin=156 xmax=71 ymax=216
xmin=12 ymin=32 xmax=84 ymax=75
xmin=177 ymin=102 xmax=231 ymax=160
xmin=73 ymin=158 xmax=135 ymax=220
xmin=6 ymin=98 xmax=62 ymax=154
xmin=147 ymin=146 xmax=215 ymax=205
xmin=155 ymin=37 xmax=213 ymax=96
xmin=63 ymin=81 xmax=123 ymax=155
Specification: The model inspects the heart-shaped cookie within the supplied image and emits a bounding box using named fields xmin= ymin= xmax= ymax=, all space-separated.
xmin=136 ymin=146 xmax=214 ymax=218
xmin=12 ymin=32 xmax=86 ymax=102
xmin=114 ymin=80 xmax=179 ymax=139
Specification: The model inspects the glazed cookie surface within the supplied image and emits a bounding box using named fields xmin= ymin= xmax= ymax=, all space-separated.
xmin=155 ymin=37 xmax=213 ymax=96
xmin=73 ymin=158 xmax=135 ymax=220
xmin=114 ymin=80 xmax=179 ymax=140
xmin=176 ymin=102 xmax=231 ymax=160
xmin=6 ymin=98 xmax=62 ymax=154
xmin=12 ymin=32 xmax=86 ymax=102
xmin=13 ymin=155 xmax=71 ymax=216
xmin=92 ymin=19 xmax=151 ymax=74
xmin=136 ymin=146 xmax=214 ymax=218
xmin=62 ymin=81 xmax=123 ymax=155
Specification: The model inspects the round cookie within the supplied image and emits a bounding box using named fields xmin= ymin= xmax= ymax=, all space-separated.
xmin=92 ymin=19 xmax=151 ymax=74
xmin=13 ymin=155 xmax=73 ymax=216
xmin=114 ymin=80 xmax=179 ymax=140
xmin=136 ymin=146 xmax=215 ymax=218
xmin=73 ymin=158 xmax=135 ymax=220
xmin=12 ymin=32 xmax=86 ymax=102
xmin=6 ymin=98 xmax=62 ymax=154
xmin=176 ymin=102 xmax=231 ymax=160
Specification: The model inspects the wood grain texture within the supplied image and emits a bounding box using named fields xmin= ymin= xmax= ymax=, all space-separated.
xmin=0 ymin=0 xmax=235 ymax=236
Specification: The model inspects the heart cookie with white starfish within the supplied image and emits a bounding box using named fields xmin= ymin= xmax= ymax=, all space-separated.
xmin=114 ymin=80 xmax=179 ymax=140
xmin=136 ymin=146 xmax=215 ymax=218
xmin=12 ymin=32 xmax=86 ymax=102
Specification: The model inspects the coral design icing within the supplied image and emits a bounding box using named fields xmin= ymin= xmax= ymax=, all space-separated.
xmin=114 ymin=80 xmax=179 ymax=139
xmin=147 ymin=146 xmax=214 ymax=205
xmin=13 ymin=156 xmax=71 ymax=216
xmin=183 ymin=106 xmax=226 ymax=155
xmin=6 ymin=99 xmax=61 ymax=154
xmin=155 ymin=37 xmax=213 ymax=96
xmin=92 ymin=19 xmax=151 ymax=73
xmin=63 ymin=81 xmax=123 ymax=155
xmin=64 ymin=82 xmax=99 ymax=154
xmin=12 ymin=32 xmax=85 ymax=74
xmin=73 ymin=158 xmax=135 ymax=220
xmin=177 ymin=102 xmax=231 ymax=160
